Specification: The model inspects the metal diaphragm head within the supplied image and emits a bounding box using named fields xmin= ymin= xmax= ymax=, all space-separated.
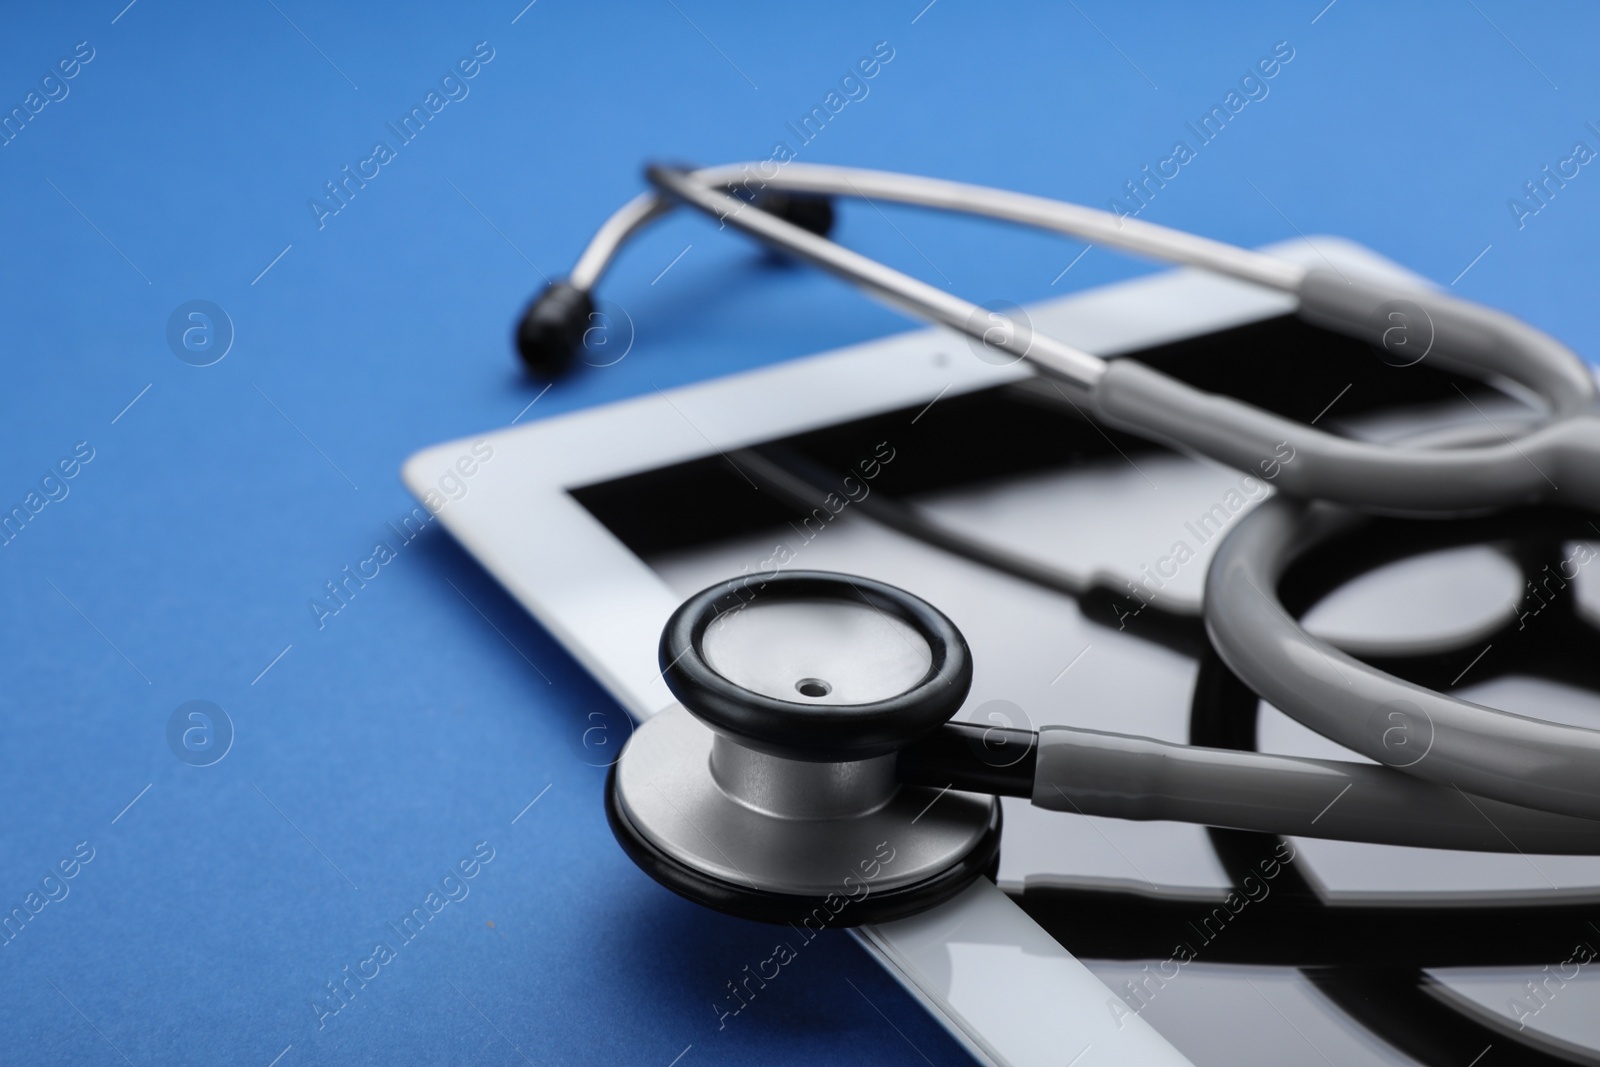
xmin=608 ymin=571 xmax=1001 ymax=926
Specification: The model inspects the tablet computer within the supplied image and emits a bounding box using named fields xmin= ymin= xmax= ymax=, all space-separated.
xmin=405 ymin=238 xmax=1600 ymax=1066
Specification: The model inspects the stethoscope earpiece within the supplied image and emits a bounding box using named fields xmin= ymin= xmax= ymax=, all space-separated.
xmin=513 ymin=281 xmax=594 ymax=381
xmin=513 ymin=179 xmax=833 ymax=382
xmin=743 ymin=188 xmax=834 ymax=245
xmin=608 ymin=571 xmax=1000 ymax=926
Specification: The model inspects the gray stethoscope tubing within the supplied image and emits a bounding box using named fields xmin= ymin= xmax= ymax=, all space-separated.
xmin=1207 ymin=494 xmax=1600 ymax=823
xmin=573 ymin=163 xmax=1304 ymax=296
xmin=1028 ymin=724 xmax=1600 ymax=854
xmin=626 ymin=163 xmax=1600 ymax=517
xmin=628 ymin=165 xmax=1600 ymax=822
xmin=743 ymin=421 xmax=1600 ymax=834
xmin=575 ymin=165 xmax=1600 ymax=859
xmin=745 ymin=424 xmax=1600 ymax=842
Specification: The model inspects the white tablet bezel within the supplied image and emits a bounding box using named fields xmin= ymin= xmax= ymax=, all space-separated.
xmin=403 ymin=237 xmax=1423 ymax=1067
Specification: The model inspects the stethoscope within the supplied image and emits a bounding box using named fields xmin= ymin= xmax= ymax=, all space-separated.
xmin=515 ymin=163 xmax=1600 ymax=927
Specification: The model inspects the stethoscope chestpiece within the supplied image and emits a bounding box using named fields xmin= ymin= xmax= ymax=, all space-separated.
xmin=607 ymin=571 xmax=1001 ymax=926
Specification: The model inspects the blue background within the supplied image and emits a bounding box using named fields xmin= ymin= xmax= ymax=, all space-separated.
xmin=3 ymin=2 xmax=1598 ymax=1064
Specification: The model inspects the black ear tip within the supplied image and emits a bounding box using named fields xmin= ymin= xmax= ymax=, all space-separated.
xmin=515 ymin=281 xmax=595 ymax=380
xmin=752 ymin=190 xmax=835 ymax=238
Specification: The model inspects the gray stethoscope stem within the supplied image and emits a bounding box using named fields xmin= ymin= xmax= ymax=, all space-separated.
xmin=571 ymin=163 xmax=1303 ymax=298
xmin=644 ymin=165 xmax=1108 ymax=389
xmin=1025 ymin=725 xmax=1600 ymax=855
xmin=572 ymin=163 xmax=1308 ymax=388
xmin=896 ymin=717 xmax=1600 ymax=854
xmin=640 ymin=163 xmax=1600 ymax=517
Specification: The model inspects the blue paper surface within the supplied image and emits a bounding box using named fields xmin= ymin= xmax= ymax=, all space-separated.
xmin=2 ymin=1 xmax=1598 ymax=1063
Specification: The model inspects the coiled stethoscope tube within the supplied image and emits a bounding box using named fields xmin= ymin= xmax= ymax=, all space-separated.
xmin=1208 ymin=496 xmax=1600 ymax=822
xmin=521 ymin=163 xmax=1600 ymax=926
